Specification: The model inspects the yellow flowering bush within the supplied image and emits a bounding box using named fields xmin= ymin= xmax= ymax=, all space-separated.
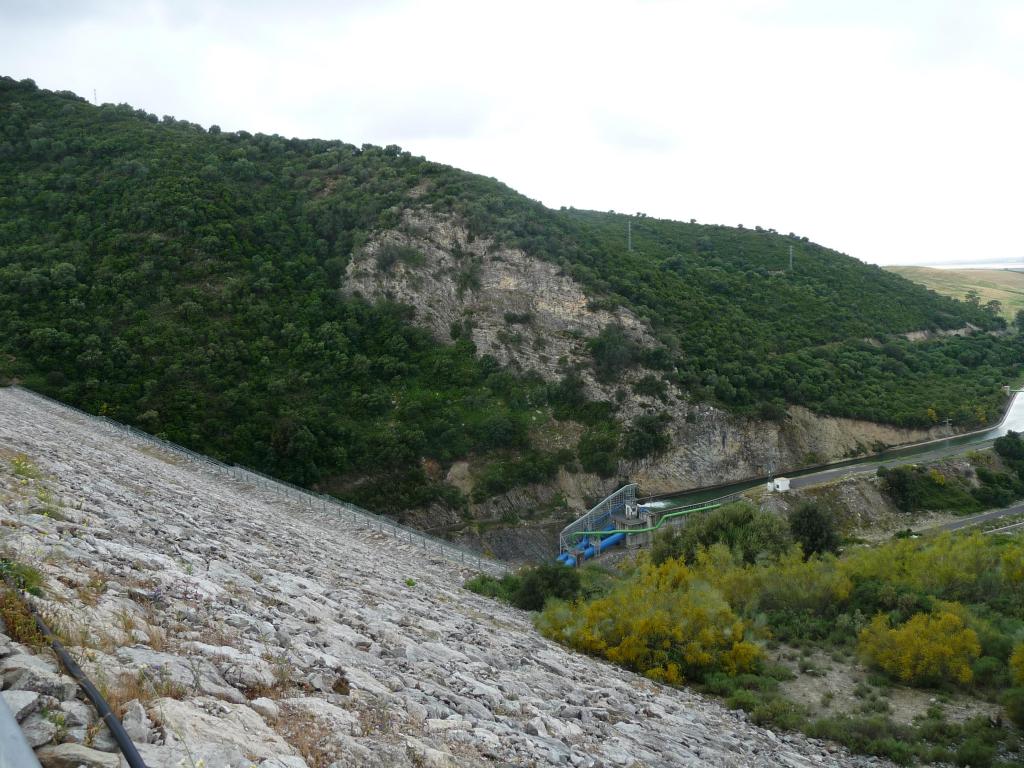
xmin=537 ymin=557 xmax=761 ymax=684
xmin=858 ymin=610 xmax=980 ymax=686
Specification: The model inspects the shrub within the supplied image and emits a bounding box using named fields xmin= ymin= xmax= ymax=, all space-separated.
xmin=464 ymin=573 xmax=521 ymax=603
xmin=994 ymin=430 xmax=1024 ymax=462
xmin=374 ymin=242 xmax=424 ymax=271
xmin=750 ymin=697 xmax=809 ymax=731
xmin=588 ymin=325 xmax=640 ymax=383
xmin=632 ymin=374 xmax=668 ymax=401
xmin=1010 ymin=643 xmax=1024 ymax=686
xmin=537 ymin=558 xmax=762 ymax=684
xmin=787 ymin=501 xmax=840 ymax=557
xmin=729 ymin=547 xmax=852 ymax=616
xmin=621 ymin=413 xmax=671 ymax=459
xmin=971 ymin=656 xmax=1008 ymax=688
xmin=858 ymin=610 xmax=981 ymax=686
xmin=725 ymin=688 xmax=761 ymax=712
xmin=10 ymin=454 xmax=41 ymax=479
xmin=876 ymin=464 xmax=982 ymax=515
xmin=954 ymin=737 xmax=995 ymax=768
xmin=577 ymin=426 xmax=619 ymax=477
xmin=471 ymin=450 xmax=569 ymax=500
xmin=807 ymin=716 xmax=918 ymax=765
xmin=511 ymin=565 xmax=580 ymax=611
xmin=651 ymin=502 xmax=791 ymax=565
xmin=1003 ymin=687 xmax=1024 ymax=729
xmin=465 ymin=566 xmax=580 ymax=612
xmin=840 ymin=532 xmax=1023 ymax=608
xmin=502 ymin=311 xmax=532 ymax=325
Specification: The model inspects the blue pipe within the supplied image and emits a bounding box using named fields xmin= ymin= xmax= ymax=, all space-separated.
xmin=559 ymin=523 xmax=624 ymax=565
xmin=597 ymin=531 xmax=626 ymax=552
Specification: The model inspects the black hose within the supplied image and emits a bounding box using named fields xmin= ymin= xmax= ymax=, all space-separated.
xmin=2 ymin=572 xmax=148 ymax=767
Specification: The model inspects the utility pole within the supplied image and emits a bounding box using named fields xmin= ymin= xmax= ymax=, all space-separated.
xmin=93 ymin=89 xmax=97 ymax=104
xmin=627 ymin=219 xmax=632 ymax=252
xmin=789 ymin=245 xmax=794 ymax=272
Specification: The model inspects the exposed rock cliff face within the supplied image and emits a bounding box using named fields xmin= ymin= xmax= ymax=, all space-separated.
xmin=633 ymin=404 xmax=949 ymax=495
xmin=0 ymin=388 xmax=886 ymax=767
xmin=344 ymin=211 xmax=657 ymax=386
xmin=901 ymin=323 xmax=981 ymax=342
xmin=345 ymin=211 xmax=944 ymax=504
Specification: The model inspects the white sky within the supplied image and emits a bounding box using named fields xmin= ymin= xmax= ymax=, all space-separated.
xmin=4 ymin=0 xmax=1023 ymax=266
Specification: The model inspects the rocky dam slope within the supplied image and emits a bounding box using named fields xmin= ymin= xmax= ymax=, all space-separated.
xmin=0 ymin=387 xmax=887 ymax=767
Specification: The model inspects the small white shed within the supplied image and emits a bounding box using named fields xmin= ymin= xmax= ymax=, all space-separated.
xmin=766 ymin=477 xmax=791 ymax=493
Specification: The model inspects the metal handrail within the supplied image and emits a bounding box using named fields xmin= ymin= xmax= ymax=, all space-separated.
xmin=568 ymin=495 xmax=742 ymax=540
xmin=6 ymin=386 xmax=509 ymax=577
xmin=558 ymin=484 xmax=637 ymax=552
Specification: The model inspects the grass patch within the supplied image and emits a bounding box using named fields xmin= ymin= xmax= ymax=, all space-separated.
xmin=93 ymin=666 xmax=188 ymax=718
xmin=0 ymin=557 xmax=44 ymax=595
xmin=465 ymin=564 xmax=582 ymax=611
xmin=885 ymin=266 xmax=1024 ymax=321
xmin=0 ymin=589 xmax=45 ymax=648
xmin=10 ymin=453 xmax=42 ymax=479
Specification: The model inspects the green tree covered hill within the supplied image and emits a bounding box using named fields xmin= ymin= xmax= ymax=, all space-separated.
xmin=0 ymin=77 xmax=1020 ymax=514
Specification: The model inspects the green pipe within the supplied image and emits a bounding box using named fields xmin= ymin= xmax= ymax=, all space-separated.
xmin=569 ymin=501 xmax=724 ymax=540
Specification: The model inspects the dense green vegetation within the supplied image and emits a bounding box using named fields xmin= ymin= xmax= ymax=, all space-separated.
xmin=0 ymin=77 xmax=569 ymax=513
xmin=650 ymin=502 xmax=792 ymax=565
xmin=464 ymin=564 xmax=584 ymax=612
xmin=554 ymin=210 xmax=1018 ymax=428
xmin=1 ymin=76 xmax=1021 ymax=516
xmin=533 ymin=518 xmax=1024 ymax=766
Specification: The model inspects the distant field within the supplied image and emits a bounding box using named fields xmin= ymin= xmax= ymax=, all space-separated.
xmin=885 ymin=265 xmax=1024 ymax=320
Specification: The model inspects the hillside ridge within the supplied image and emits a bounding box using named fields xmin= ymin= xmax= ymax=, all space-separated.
xmin=1 ymin=75 xmax=1020 ymax=530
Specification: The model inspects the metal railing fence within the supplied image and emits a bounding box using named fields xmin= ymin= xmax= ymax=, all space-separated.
xmin=6 ymin=386 xmax=509 ymax=577
xmin=558 ymin=483 xmax=638 ymax=552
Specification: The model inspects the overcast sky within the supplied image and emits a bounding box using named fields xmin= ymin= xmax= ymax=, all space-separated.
xmin=4 ymin=0 xmax=1023 ymax=266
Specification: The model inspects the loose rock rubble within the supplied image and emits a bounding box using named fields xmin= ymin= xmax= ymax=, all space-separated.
xmin=0 ymin=387 xmax=891 ymax=767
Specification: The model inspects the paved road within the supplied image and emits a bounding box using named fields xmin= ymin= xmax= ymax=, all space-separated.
xmin=653 ymin=391 xmax=1024 ymax=508
xmin=787 ymin=439 xmax=999 ymax=492
xmin=787 ymin=444 xmax=1024 ymax=537
xmin=922 ymin=500 xmax=1024 ymax=534
xmin=987 ymin=520 xmax=1024 ymax=534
